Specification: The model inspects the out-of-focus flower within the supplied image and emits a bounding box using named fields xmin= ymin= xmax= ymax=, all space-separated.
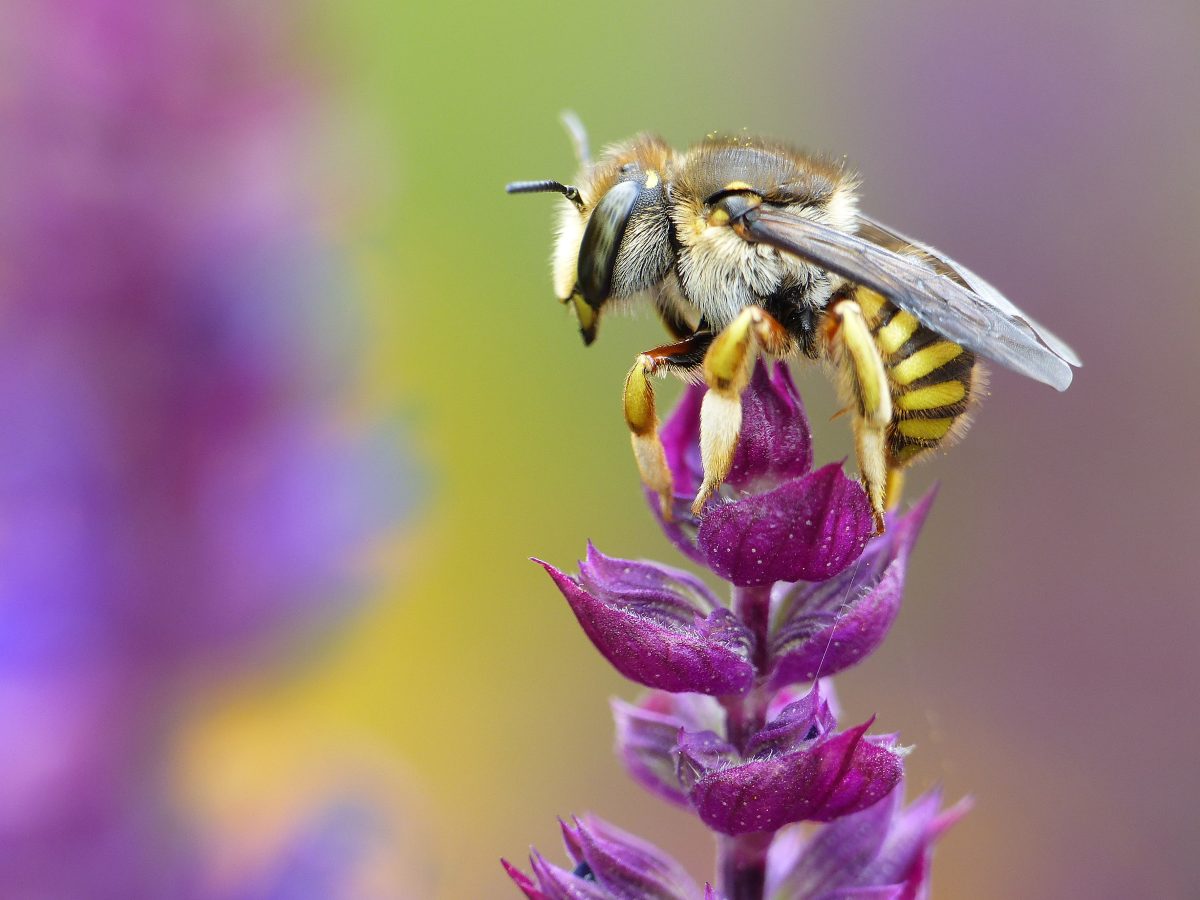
xmin=651 ymin=364 xmax=874 ymax=587
xmin=765 ymin=779 xmax=971 ymax=900
xmin=503 ymin=815 xmax=707 ymax=900
xmin=0 ymin=0 xmax=411 ymax=895
xmin=539 ymin=546 xmax=755 ymax=695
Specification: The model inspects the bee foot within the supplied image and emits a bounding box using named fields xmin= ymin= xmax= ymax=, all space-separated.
xmin=624 ymin=354 xmax=674 ymax=518
xmin=695 ymin=390 xmax=742 ymax=515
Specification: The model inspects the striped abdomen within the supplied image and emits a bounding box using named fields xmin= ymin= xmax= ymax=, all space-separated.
xmin=854 ymin=287 xmax=981 ymax=466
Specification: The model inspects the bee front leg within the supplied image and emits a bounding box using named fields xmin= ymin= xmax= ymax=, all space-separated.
xmin=693 ymin=306 xmax=791 ymax=515
xmin=825 ymin=299 xmax=893 ymax=534
xmin=624 ymin=331 xmax=714 ymax=519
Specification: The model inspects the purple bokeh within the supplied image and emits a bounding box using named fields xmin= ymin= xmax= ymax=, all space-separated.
xmin=0 ymin=0 xmax=411 ymax=894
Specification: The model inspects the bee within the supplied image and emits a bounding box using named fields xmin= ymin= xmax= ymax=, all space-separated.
xmin=507 ymin=115 xmax=1079 ymax=532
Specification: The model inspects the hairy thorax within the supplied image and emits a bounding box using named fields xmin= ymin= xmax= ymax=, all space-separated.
xmin=669 ymin=139 xmax=861 ymax=329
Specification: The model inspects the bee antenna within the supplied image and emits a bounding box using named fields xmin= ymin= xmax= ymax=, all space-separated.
xmin=560 ymin=110 xmax=591 ymax=166
xmin=505 ymin=180 xmax=584 ymax=209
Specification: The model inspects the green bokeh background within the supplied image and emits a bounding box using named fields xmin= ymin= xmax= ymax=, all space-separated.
xmin=183 ymin=2 xmax=1200 ymax=897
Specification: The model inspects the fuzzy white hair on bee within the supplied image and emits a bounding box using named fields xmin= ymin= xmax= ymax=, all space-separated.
xmin=507 ymin=117 xmax=678 ymax=345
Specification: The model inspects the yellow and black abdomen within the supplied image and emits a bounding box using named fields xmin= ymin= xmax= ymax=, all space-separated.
xmin=854 ymin=287 xmax=982 ymax=467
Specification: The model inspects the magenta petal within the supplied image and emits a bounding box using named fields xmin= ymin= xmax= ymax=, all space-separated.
xmin=767 ymin=779 xmax=970 ymax=900
xmin=660 ymin=382 xmax=707 ymax=498
xmin=647 ymin=490 xmax=709 ymax=566
xmin=768 ymin=492 xmax=935 ymax=686
xmin=611 ymin=692 xmax=725 ymax=806
xmin=562 ymin=816 xmax=701 ymax=900
xmin=674 ymin=729 xmax=740 ymax=795
xmin=527 ymin=851 xmax=610 ymax=899
xmin=611 ymin=698 xmax=690 ymax=806
xmin=539 ymin=559 xmax=754 ymax=695
xmin=767 ymin=781 xmax=900 ymax=897
xmin=743 ymin=683 xmax=837 ymax=759
xmin=684 ymin=719 xmax=903 ymax=835
xmin=502 ymin=858 xmax=548 ymax=899
xmin=725 ymin=362 xmax=813 ymax=490
xmin=578 ymin=543 xmax=720 ymax=619
xmin=850 ymin=788 xmax=972 ymax=894
xmin=507 ymin=817 xmax=699 ymax=900
xmin=696 ymin=464 xmax=873 ymax=587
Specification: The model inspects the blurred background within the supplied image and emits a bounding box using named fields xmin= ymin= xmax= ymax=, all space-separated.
xmin=2 ymin=0 xmax=1197 ymax=897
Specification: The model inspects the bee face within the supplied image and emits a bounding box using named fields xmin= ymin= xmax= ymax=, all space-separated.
xmin=549 ymin=136 xmax=675 ymax=343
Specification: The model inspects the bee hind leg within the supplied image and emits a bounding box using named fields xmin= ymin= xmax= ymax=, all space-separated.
xmin=692 ymin=306 xmax=792 ymax=515
xmin=825 ymin=299 xmax=893 ymax=535
xmin=624 ymin=331 xmax=715 ymax=519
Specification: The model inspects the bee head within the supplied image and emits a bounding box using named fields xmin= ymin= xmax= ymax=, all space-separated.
xmin=507 ymin=130 xmax=675 ymax=345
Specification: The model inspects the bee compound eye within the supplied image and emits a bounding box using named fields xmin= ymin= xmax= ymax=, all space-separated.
xmin=576 ymin=180 xmax=642 ymax=306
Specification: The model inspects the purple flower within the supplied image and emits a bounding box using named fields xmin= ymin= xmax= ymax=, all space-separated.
xmin=614 ymin=683 xmax=904 ymax=836
xmin=766 ymin=491 xmax=935 ymax=688
xmin=503 ymin=815 xmax=706 ymax=900
xmin=538 ymin=546 xmax=755 ymax=695
xmin=516 ymin=288 xmax=964 ymax=891
xmin=651 ymin=363 xmax=874 ymax=587
xmin=612 ymin=692 xmax=725 ymax=806
xmin=0 ymin=0 xmax=410 ymax=895
xmin=766 ymin=779 xmax=971 ymax=899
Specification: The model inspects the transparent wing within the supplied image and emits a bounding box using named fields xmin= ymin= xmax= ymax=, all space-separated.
xmin=856 ymin=215 xmax=1082 ymax=367
xmin=738 ymin=206 xmax=1077 ymax=390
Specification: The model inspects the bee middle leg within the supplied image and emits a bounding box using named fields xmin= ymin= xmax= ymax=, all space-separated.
xmin=692 ymin=306 xmax=792 ymax=515
xmin=824 ymin=298 xmax=893 ymax=534
xmin=624 ymin=330 xmax=714 ymax=518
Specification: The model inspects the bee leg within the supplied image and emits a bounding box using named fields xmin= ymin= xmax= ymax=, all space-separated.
xmin=885 ymin=467 xmax=906 ymax=512
xmin=624 ymin=331 xmax=715 ymax=519
xmin=826 ymin=299 xmax=893 ymax=535
xmin=693 ymin=306 xmax=791 ymax=515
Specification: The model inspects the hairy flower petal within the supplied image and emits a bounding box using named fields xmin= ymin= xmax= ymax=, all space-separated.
xmin=725 ymin=363 xmax=813 ymax=490
xmin=501 ymin=858 xmax=546 ymax=899
xmin=766 ymin=778 xmax=970 ymax=900
xmin=611 ymin=694 xmax=723 ymax=806
xmin=697 ymin=464 xmax=873 ymax=587
xmin=673 ymin=728 xmax=741 ymax=796
xmin=661 ymin=383 xmax=707 ymax=499
xmin=743 ymin=682 xmax=838 ymax=759
xmin=562 ymin=816 xmax=702 ymax=900
xmin=651 ymin=362 xmax=821 ymax=567
xmin=768 ymin=492 xmax=935 ymax=686
xmin=539 ymin=559 xmax=755 ymax=695
xmin=528 ymin=850 xmax=610 ymax=899
xmin=579 ymin=543 xmax=722 ymax=620
xmin=505 ymin=816 xmax=700 ymax=900
xmin=680 ymin=718 xmax=903 ymax=835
